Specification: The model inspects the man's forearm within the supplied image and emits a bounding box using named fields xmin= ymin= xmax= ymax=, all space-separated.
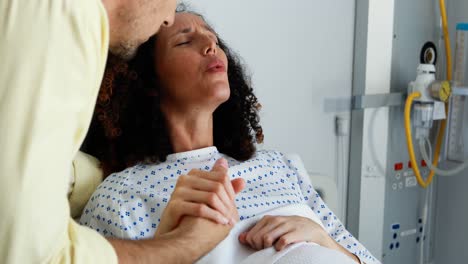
xmin=108 ymin=233 xmax=196 ymax=264
xmin=109 ymin=216 xmax=231 ymax=264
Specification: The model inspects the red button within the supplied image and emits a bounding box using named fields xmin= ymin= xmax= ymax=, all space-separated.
xmin=421 ymin=160 xmax=427 ymax=167
xmin=394 ymin=163 xmax=403 ymax=171
xmin=408 ymin=161 xmax=412 ymax=168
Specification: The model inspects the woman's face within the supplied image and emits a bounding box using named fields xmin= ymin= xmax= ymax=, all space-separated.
xmin=154 ymin=13 xmax=230 ymax=113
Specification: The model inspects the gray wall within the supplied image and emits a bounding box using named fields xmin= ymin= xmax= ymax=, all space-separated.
xmin=184 ymin=0 xmax=356 ymax=218
xmin=383 ymin=0 xmax=439 ymax=262
xmin=434 ymin=1 xmax=468 ymax=263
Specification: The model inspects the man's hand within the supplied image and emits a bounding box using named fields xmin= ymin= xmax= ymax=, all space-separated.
xmin=109 ymin=215 xmax=236 ymax=264
xmin=169 ymin=216 xmax=233 ymax=262
xmin=156 ymin=158 xmax=245 ymax=235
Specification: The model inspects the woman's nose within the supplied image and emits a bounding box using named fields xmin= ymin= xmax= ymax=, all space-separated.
xmin=203 ymin=39 xmax=217 ymax=55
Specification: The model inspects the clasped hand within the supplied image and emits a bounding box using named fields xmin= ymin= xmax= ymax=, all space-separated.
xmin=156 ymin=158 xmax=245 ymax=235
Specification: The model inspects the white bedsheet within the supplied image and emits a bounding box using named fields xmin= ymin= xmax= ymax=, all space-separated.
xmin=197 ymin=204 xmax=355 ymax=264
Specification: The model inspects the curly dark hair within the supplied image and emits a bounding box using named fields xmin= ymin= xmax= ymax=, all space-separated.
xmin=82 ymin=10 xmax=264 ymax=177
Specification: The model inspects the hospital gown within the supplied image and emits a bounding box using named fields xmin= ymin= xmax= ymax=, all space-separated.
xmin=80 ymin=147 xmax=379 ymax=263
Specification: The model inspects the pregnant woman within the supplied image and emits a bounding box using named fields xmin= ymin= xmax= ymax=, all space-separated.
xmin=80 ymin=7 xmax=379 ymax=264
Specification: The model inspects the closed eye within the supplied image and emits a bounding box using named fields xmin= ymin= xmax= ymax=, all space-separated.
xmin=176 ymin=41 xmax=191 ymax=46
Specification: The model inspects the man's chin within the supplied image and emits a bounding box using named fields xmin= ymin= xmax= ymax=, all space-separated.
xmin=109 ymin=42 xmax=139 ymax=61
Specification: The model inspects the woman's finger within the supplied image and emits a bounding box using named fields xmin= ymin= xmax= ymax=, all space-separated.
xmin=211 ymin=158 xmax=237 ymax=201
xmin=256 ymin=222 xmax=290 ymax=249
xmin=274 ymin=231 xmax=301 ymax=251
xmin=238 ymin=232 xmax=248 ymax=244
xmin=245 ymin=215 xmax=278 ymax=249
xmin=231 ymin=178 xmax=246 ymax=194
xmin=244 ymin=220 xmax=267 ymax=249
xmin=262 ymin=222 xmax=293 ymax=248
xmin=210 ymin=158 xmax=229 ymax=174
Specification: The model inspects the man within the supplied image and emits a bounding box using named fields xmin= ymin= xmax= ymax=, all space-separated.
xmin=0 ymin=0 xmax=242 ymax=263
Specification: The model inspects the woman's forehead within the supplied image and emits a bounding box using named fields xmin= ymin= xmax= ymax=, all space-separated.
xmin=174 ymin=13 xmax=206 ymax=28
xmin=159 ymin=13 xmax=212 ymax=38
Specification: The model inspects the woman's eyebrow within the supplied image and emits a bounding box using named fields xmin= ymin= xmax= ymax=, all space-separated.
xmin=170 ymin=27 xmax=193 ymax=39
xmin=203 ymin=25 xmax=216 ymax=35
xmin=171 ymin=24 xmax=217 ymax=39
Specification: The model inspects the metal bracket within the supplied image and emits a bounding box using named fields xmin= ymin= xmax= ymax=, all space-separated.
xmin=352 ymin=93 xmax=406 ymax=110
xmin=452 ymin=86 xmax=468 ymax=96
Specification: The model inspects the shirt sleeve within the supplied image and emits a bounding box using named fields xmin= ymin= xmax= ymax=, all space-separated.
xmin=69 ymin=151 xmax=104 ymax=219
xmin=0 ymin=0 xmax=117 ymax=263
xmin=283 ymin=154 xmax=381 ymax=264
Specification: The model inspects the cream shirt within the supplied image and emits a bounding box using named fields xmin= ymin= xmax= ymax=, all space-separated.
xmin=0 ymin=0 xmax=117 ymax=263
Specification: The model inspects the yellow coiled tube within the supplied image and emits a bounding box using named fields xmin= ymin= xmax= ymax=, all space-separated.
xmin=405 ymin=0 xmax=451 ymax=188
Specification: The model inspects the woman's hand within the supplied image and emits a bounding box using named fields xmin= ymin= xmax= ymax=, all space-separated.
xmin=156 ymin=158 xmax=245 ymax=235
xmin=238 ymin=215 xmax=331 ymax=251
xmin=239 ymin=215 xmax=361 ymax=263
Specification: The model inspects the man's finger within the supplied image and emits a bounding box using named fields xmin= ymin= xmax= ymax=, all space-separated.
xmin=184 ymin=168 xmax=235 ymax=207
xmin=178 ymin=177 xmax=233 ymax=215
xmin=178 ymin=188 xmax=231 ymax=218
xmin=183 ymin=202 xmax=230 ymax=225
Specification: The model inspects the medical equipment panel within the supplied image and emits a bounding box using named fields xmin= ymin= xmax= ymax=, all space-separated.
xmin=447 ymin=24 xmax=468 ymax=163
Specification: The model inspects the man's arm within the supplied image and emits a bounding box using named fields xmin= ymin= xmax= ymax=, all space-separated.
xmin=0 ymin=0 xmax=116 ymax=263
xmin=69 ymin=151 xmax=104 ymax=219
xmin=109 ymin=217 xmax=231 ymax=264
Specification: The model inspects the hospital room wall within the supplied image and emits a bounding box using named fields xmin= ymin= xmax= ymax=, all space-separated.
xmin=184 ymin=0 xmax=356 ymax=219
xmin=433 ymin=1 xmax=468 ymax=263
